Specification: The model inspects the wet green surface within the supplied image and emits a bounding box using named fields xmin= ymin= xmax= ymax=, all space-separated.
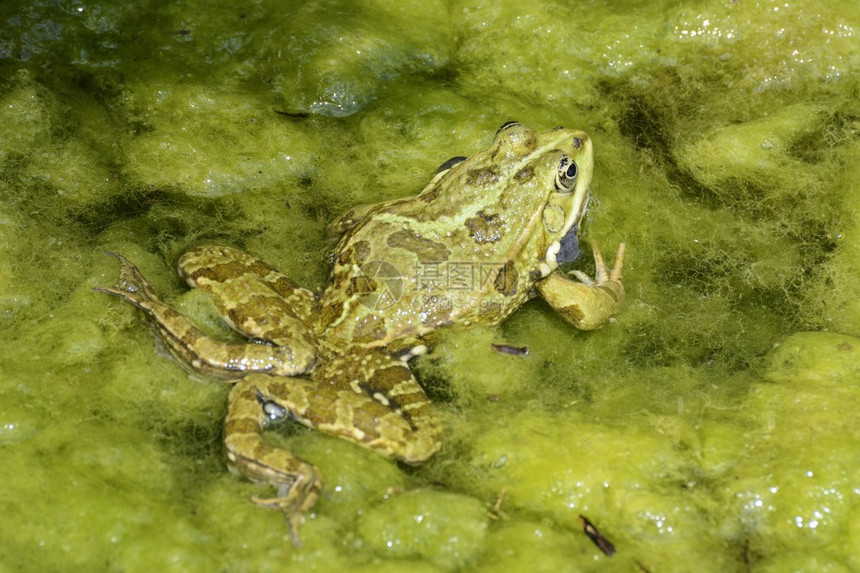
xmin=1 ymin=0 xmax=858 ymax=571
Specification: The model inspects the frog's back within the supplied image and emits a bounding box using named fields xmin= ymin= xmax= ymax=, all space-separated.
xmin=318 ymin=212 xmax=530 ymax=348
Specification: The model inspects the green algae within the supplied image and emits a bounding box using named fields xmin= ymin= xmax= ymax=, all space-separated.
xmin=355 ymin=490 xmax=488 ymax=569
xmin=1 ymin=0 xmax=859 ymax=571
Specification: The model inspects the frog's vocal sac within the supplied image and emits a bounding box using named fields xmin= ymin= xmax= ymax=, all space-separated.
xmin=95 ymin=122 xmax=625 ymax=545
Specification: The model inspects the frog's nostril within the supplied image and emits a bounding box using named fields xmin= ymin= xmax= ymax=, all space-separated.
xmin=572 ymin=137 xmax=583 ymax=149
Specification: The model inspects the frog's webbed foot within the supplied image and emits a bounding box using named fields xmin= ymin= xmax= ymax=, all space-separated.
xmin=93 ymin=252 xmax=162 ymax=307
xmin=536 ymin=243 xmax=625 ymax=331
xmin=250 ymin=476 xmax=321 ymax=548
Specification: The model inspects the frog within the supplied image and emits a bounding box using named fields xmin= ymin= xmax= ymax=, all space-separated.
xmin=95 ymin=121 xmax=625 ymax=545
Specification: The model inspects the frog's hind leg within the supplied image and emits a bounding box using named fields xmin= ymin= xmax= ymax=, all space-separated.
xmin=178 ymin=245 xmax=318 ymax=340
xmin=224 ymin=375 xmax=323 ymax=547
xmin=94 ymin=252 xmax=313 ymax=378
xmin=244 ymin=352 xmax=441 ymax=464
xmin=313 ymin=351 xmax=442 ymax=464
xmin=225 ymin=359 xmax=441 ymax=544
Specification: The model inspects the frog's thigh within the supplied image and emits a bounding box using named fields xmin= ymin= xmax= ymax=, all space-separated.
xmin=179 ymin=245 xmax=317 ymax=324
xmin=321 ymin=353 xmax=441 ymax=463
xmin=254 ymin=356 xmax=441 ymax=464
xmin=178 ymin=245 xmax=316 ymax=362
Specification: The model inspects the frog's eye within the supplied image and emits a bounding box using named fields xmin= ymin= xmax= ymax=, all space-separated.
xmin=555 ymin=155 xmax=578 ymax=192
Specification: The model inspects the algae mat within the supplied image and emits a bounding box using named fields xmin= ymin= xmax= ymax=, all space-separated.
xmin=1 ymin=0 xmax=858 ymax=571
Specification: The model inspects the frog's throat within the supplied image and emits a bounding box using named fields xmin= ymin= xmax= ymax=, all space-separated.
xmin=541 ymin=189 xmax=591 ymax=277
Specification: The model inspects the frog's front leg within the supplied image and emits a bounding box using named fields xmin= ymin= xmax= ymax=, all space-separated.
xmin=95 ymin=252 xmax=314 ymax=378
xmin=536 ymin=243 xmax=625 ymax=330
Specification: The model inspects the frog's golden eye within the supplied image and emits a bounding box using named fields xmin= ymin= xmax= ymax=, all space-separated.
xmin=555 ymin=155 xmax=578 ymax=192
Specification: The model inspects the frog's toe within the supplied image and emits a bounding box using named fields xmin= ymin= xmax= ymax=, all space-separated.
xmin=571 ymin=243 xmax=625 ymax=287
xmin=93 ymin=252 xmax=161 ymax=307
xmin=607 ymin=242 xmax=625 ymax=283
xmin=570 ymin=269 xmax=594 ymax=286
xmin=251 ymin=470 xmax=321 ymax=548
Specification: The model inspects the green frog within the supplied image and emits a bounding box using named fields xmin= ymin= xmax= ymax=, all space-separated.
xmin=96 ymin=121 xmax=625 ymax=545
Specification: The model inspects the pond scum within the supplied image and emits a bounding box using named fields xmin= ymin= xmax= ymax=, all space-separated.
xmin=0 ymin=0 xmax=857 ymax=571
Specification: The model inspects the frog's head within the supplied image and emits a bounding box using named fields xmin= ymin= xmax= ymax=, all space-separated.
xmin=490 ymin=122 xmax=594 ymax=277
xmin=418 ymin=122 xmax=593 ymax=289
